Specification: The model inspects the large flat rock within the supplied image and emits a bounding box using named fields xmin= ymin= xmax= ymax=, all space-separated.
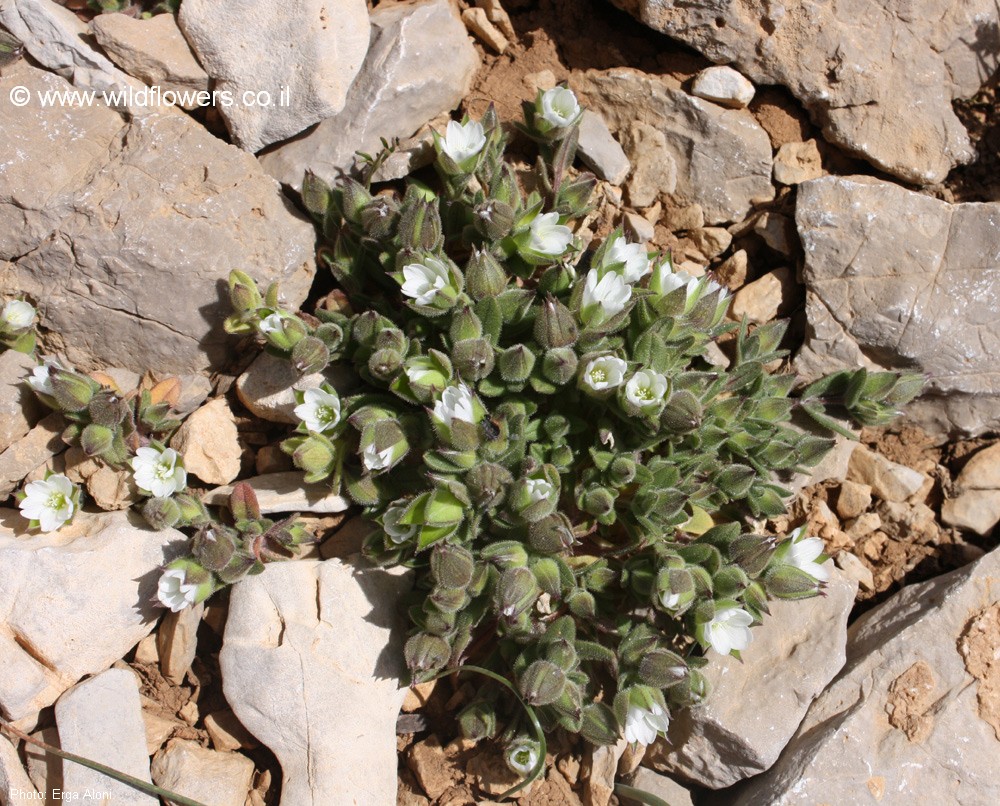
xmin=795 ymin=175 xmax=1000 ymax=437
xmin=0 ymin=62 xmax=315 ymax=375
xmin=612 ymin=0 xmax=998 ymax=184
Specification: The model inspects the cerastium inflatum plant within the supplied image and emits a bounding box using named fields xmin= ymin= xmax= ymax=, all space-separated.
xmin=107 ymin=89 xmax=922 ymax=783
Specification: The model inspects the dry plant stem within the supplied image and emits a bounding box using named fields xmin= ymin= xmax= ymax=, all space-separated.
xmin=0 ymin=718 xmax=209 ymax=806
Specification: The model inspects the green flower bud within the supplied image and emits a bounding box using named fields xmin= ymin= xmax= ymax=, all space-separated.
xmin=228 ymin=270 xmax=263 ymax=314
xmin=300 ymin=171 xmax=332 ymax=218
xmin=291 ymin=434 xmax=337 ymax=479
xmin=580 ymin=702 xmax=620 ymax=746
xmin=534 ymin=295 xmax=578 ymax=349
xmin=192 ymin=524 xmax=239 ymax=572
xmin=638 ymin=649 xmax=688 ymax=689
xmin=465 ymin=462 xmax=513 ymax=509
xmin=473 ymin=200 xmax=516 ymax=241
xmin=451 ymin=338 xmax=495 ymax=381
xmin=540 ymin=347 xmax=578 ymax=386
xmin=530 ymin=557 xmax=563 ymax=597
xmin=431 ymin=543 xmax=475 ymax=590
xmin=481 ymin=539 xmax=528 ymax=568
xmin=368 ymin=348 xmax=404 ymax=382
xmin=554 ymin=172 xmax=596 ymax=217
xmin=405 ymin=632 xmax=451 ymax=680
xmin=608 ymin=456 xmax=637 ymax=486
xmin=465 ymin=247 xmax=508 ymax=300
xmin=51 ymin=370 xmax=99 ymax=412
xmin=398 ymin=197 xmax=442 ymax=250
xmin=519 ymin=659 xmax=567 ymax=706
xmin=496 ymin=566 xmax=540 ymax=620
xmin=291 ymin=336 xmax=330 ymax=376
xmin=655 ymin=567 xmax=696 ymax=613
xmin=259 ymin=313 xmax=308 ymax=351
xmin=580 ymin=486 xmax=615 ymax=518
xmin=338 ymin=177 xmax=374 ymax=225
xmin=728 ymin=534 xmax=778 ymax=577
xmin=660 ymin=390 xmax=702 ymax=434
xmin=458 ymin=700 xmax=498 ymax=741
xmin=142 ymin=496 xmax=182 ymax=530
xmin=528 ymin=512 xmax=575 ymax=554
xmin=173 ymin=492 xmax=211 ymax=527
xmin=87 ymin=394 xmax=128 ymax=427
xmin=498 ymin=344 xmax=536 ymax=384
xmin=566 ymin=588 xmax=596 ymax=618
xmin=763 ymin=564 xmax=823 ymax=600
xmin=361 ymin=195 xmax=400 ymax=239
xmin=351 ymin=311 xmax=389 ymax=348
xmin=449 ymin=306 xmax=483 ymax=343
xmin=670 ymin=668 xmax=710 ymax=707
xmin=314 ymin=322 xmax=344 ymax=351
xmin=429 ymin=585 xmax=469 ymax=613
xmin=80 ymin=423 xmax=115 ymax=457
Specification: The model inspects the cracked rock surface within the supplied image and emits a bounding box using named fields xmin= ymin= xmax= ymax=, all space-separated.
xmin=611 ymin=0 xmax=998 ymax=184
xmin=0 ymin=62 xmax=315 ymax=376
xmin=731 ymin=547 xmax=1000 ymax=805
xmin=220 ymin=557 xmax=411 ymax=805
xmin=794 ymin=175 xmax=1000 ymax=438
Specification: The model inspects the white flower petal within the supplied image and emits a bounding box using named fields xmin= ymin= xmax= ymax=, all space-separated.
xmin=442 ymin=119 xmax=487 ymax=165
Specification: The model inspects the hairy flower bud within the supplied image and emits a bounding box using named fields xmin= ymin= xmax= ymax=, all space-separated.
xmin=541 ymin=347 xmax=578 ymax=386
xmin=51 ymin=370 xmax=99 ymax=412
xmin=519 ymin=660 xmax=567 ymax=706
xmin=728 ymin=534 xmax=777 ymax=577
xmin=498 ymin=344 xmax=536 ymax=383
xmin=481 ymin=539 xmax=528 ymax=568
xmin=192 ymin=524 xmax=239 ymax=572
xmin=451 ymin=338 xmax=495 ymax=381
xmin=80 ymin=423 xmax=115 ymax=457
xmin=567 ymin=588 xmax=596 ymax=618
xmin=496 ymin=566 xmax=540 ymax=620
xmin=449 ymin=306 xmax=483 ymax=343
xmin=339 ymin=177 xmax=374 ymax=225
xmin=473 ymin=200 xmax=516 ymax=241
xmin=368 ymin=348 xmax=404 ymax=382
xmin=465 ymin=248 xmax=507 ymax=300
xmin=528 ymin=512 xmax=575 ymax=554
xmin=228 ymin=270 xmax=263 ymax=314
xmin=638 ymin=649 xmax=688 ymax=689
xmin=581 ymin=702 xmax=620 ymax=746
xmin=291 ymin=336 xmax=330 ymax=375
xmin=466 ymin=462 xmax=513 ymax=509
xmin=534 ymin=295 xmax=578 ymax=348
xmin=431 ymin=543 xmax=476 ymax=590
xmin=398 ymin=197 xmax=443 ymax=250
xmin=580 ymin=486 xmax=615 ymax=518
xmin=142 ymin=496 xmax=182 ymax=530
xmin=458 ymin=700 xmax=498 ymax=741
xmin=763 ymin=564 xmax=823 ymax=600
xmin=405 ymin=632 xmax=451 ymax=679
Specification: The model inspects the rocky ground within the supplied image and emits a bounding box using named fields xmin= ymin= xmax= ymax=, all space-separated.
xmin=0 ymin=0 xmax=999 ymax=805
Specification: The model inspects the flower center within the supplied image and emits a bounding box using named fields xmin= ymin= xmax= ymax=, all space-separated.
xmin=46 ymin=491 xmax=67 ymax=510
xmin=591 ymin=368 xmax=607 ymax=383
xmin=317 ymin=405 xmax=336 ymax=425
xmin=635 ymin=385 xmax=654 ymax=401
xmin=154 ymin=461 xmax=173 ymax=481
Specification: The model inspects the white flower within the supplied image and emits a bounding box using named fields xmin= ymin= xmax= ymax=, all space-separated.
xmin=26 ymin=362 xmax=58 ymax=396
xmin=293 ymin=387 xmax=342 ymax=433
xmin=258 ymin=312 xmax=285 ymax=334
xmin=704 ymin=607 xmax=754 ymax=656
xmin=539 ymin=87 xmax=581 ymax=128
xmin=582 ymin=269 xmax=631 ymax=325
xmin=384 ymin=504 xmax=418 ymax=544
xmin=131 ymin=446 xmax=187 ymax=498
xmin=605 ymin=238 xmax=651 ymax=284
xmin=506 ymin=740 xmax=540 ymax=776
xmin=441 ymin=119 xmax=486 ymax=166
xmin=157 ymin=568 xmax=199 ymax=612
xmin=19 ymin=474 xmax=77 ymax=532
xmin=659 ymin=590 xmax=682 ymax=610
xmin=2 ymin=299 xmax=36 ymax=330
xmin=581 ymin=355 xmax=627 ymax=392
xmin=624 ymin=701 xmax=671 ymax=745
xmin=785 ymin=527 xmax=830 ymax=582
xmin=652 ymin=262 xmax=695 ymax=296
xmin=527 ymin=212 xmax=573 ymax=257
xmin=525 ymin=477 xmax=554 ymax=504
xmin=625 ymin=369 xmax=668 ymax=409
xmin=400 ymin=256 xmax=453 ymax=306
xmin=363 ymin=442 xmax=395 ymax=472
xmin=432 ymin=384 xmax=477 ymax=428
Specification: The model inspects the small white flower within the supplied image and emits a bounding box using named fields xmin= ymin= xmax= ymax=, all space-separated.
xmin=432 ymin=384 xmax=477 ymax=428
xmin=131 ymin=446 xmax=187 ymax=498
xmin=19 ymin=474 xmax=77 ymax=532
xmin=659 ymin=590 xmax=682 ymax=610
xmin=581 ymin=355 xmax=627 ymax=392
xmin=582 ymin=269 xmax=631 ymax=325
xmin=294 ymin=387 xmax=342 ymax=433
xmin=26 ymin=362 xmax=58 ymax=396
xmin=383 ymin=504 xmax=418 ymax=544
xmin=441 ymin=119 xmax=486 ymax=166
xmin=624 ymin=701 xmax=671 ymax=745
xmin=525 ymin=477 xmax=554 ymax=504
xmin=527 ymin=212 xmax=573 ymax=257
xmin=400 ymin=256 xmax=453 ymax=306
xmin=704 ymin=606 xmax=754 ymax=656
xmin=258 ymin=312 xmax=285 ymax=334
xmin=605 ymin=238 xmax=651 ymax=284
xmin=652 ymin=263 xmax=695 ymax=296
xmin=625 ymin=369 xmax=668 ymax=409
xmin=363 ymin=442 xmax=395 ymax=472
xmin=2 ymin=299 xmax=36 ymax=330
xmin=506 ymin=740 xmax=540 ymax=776
xmin=539 ymin=87 xmax=581 ymax=129
xmin=785 ymin=527 xmax=830 ymax=582
xmin=157 ymin=568 xmax=199 ymax=613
